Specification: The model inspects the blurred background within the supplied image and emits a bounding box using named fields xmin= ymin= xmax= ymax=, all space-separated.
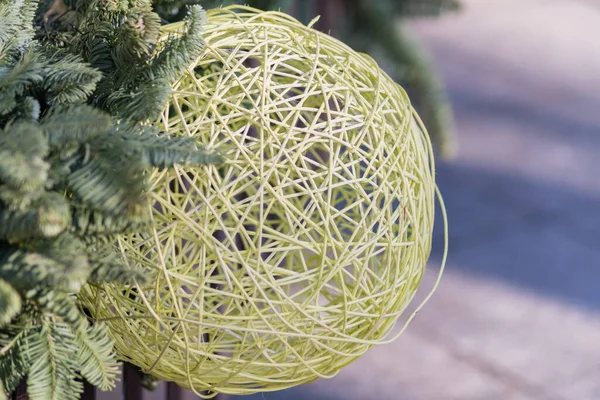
xmin=107 ymin=0 xmax=600 ymax=398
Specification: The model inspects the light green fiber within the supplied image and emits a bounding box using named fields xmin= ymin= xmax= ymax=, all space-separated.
xmin=79 ymin=6 xmax=447 ymax=397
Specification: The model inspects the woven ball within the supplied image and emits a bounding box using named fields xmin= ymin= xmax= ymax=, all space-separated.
xmin=80 ymin=6 xmax=440 ymax=396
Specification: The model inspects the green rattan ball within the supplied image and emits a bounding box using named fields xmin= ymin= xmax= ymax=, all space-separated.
xmin=80 ymin=6 xmax=443 ymax=397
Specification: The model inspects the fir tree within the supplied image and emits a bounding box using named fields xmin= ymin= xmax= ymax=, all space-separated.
xmin=0 ymin=1 xmax=220 ymax=398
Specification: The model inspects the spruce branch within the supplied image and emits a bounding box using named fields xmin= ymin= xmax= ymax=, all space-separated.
xmin=0 ymin=50 xmax=43 ymax=115
xmin=103 ymin=77 xmax=172 ymax=122
xmin=0 ymin=0 xmax=38 ymax=54
xmin=70 ymin=205 xmax=150 ymax=241
xmin=0 ymin=325 xmax=40 ymax=394
xmin=144 ymin=4 xmax=206 ymax=85
xmin=76 ymin=18 xmax=115 ymax=73
xmin=0 ymin=232 xmax=89 ymax=293
xmin=112 ymin=5 xmax=162 ymax=67
xmin=114 ymin=125 xmax=224 ymax=168
xmin=0 ymin=192 xmax=71 ymax=242
xmin=42 ymin=104 xmax=112 ymax=149
xmin=26 ymin=322 xmax=83 ymax=400
xmin=87 ymin=246 xmax=147 ymax=285
xmin=0 ymin=248 xmax=82 ymax=292
xmin=31 ymin=291 xmax=87 ymax=330
xmin=96 ymin=5 xmax=207 ymax=122
xmin=0 ymin=121 xmax=49 ymax=198
xmin=0 ymin=281 xmax=21 ymax=327
xmin=0 ymin=1 xmax=222 ymax=397
xmin=76 ymin=323 xmax=120 ymax=391
xmin=66 ymin=144 xmax=149 ymax=217
xmin=41 ymin=53 xmax=103 ymax=105
xmin=19 ymin=96 xmax=41 ymax=120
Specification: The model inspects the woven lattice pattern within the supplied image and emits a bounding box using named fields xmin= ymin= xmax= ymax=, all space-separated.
xmin=80 ymin=6 xmax=440 ymax=397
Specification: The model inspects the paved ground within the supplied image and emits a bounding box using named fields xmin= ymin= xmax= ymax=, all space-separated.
xmin=228 ymin=1 xmax=600 ymax=399
xmin=101 ymin=1 xmax=600 ymax=398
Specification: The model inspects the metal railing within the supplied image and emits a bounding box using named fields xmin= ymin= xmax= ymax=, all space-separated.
xmin=12 ymin=365 xmax=230 ymax=400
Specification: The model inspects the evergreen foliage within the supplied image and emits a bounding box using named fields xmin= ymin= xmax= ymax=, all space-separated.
xmin=0 ymin=0 xmax=220 ymax=398
xmin=0 ymin=0 xmax=458 ymax=397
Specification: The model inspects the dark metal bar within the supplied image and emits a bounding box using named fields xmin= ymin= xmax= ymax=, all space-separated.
xmin=166 ymin=382 xmax=181 ymax=400
xmin=123 ymin=364 xmax=143 ymax=400
xmin=12 ymin=380 xmax=28 ymax=400
xmin=81 ymin=381 xmax=96 ymax=400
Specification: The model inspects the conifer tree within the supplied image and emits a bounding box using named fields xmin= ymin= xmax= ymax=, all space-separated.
xmin=0 ymin=1 xmax=220 ymax=398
